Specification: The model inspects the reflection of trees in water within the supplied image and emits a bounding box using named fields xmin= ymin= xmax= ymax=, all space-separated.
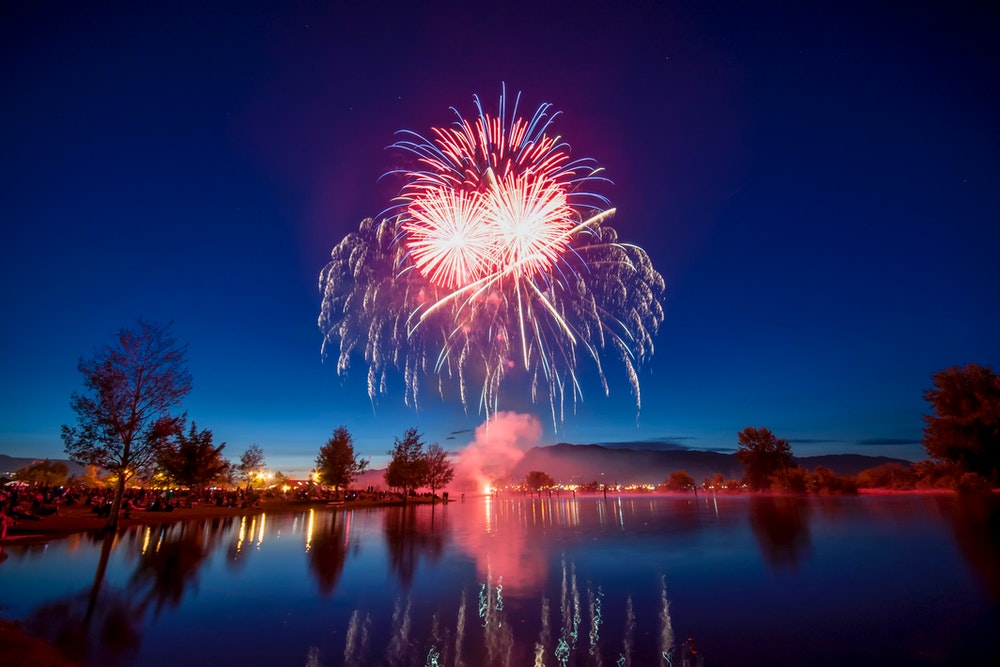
xmin=129 ymin=521 xmax=217 ymax=615
xmin=943 ymin=494 xmax=1000 ymax=605
xmin=308 ymin=511 xmax=351 ymax=595
xmin=26 ymin=519 xmax=228 ymax=664
xmin=27 ymin=532 xmax=141 ymax=664
xmin=749 ymin=496 xmax=812 ymax=569
xmin=225 ymin=514 xmax=256 ymax=572
xmin=383 ymin=505 xmax=447 ymax=589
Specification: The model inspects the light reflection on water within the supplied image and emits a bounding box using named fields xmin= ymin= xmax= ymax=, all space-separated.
xmin=0 ymin=494 xmax=997 ymax=666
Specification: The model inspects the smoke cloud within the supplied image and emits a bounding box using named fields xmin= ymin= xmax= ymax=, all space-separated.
xmin=451 ymin=411 xmax=543 ymax=493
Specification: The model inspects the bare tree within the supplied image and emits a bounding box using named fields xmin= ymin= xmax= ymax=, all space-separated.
xmin=238 ymin=444 xmax=267 ymax=492
xmin=62 ymin=320 xmax=191 ymax=530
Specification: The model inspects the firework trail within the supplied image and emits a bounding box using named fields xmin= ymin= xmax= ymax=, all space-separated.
xmin=588 ymin=584 xmax=604 ymax=665
xmin=534 ymin=595 xmax=551 ymax=667
xmin=386 ymin=596 xmax=413 ymax=667
xmin=343 ymin=609 xmax=372 ymax=666
xmin=659 ymin=575 xmax=675 ymax=667
xmin=619 ymin=595 xmax=635 ymax=667
xmin=319 ymin=86 xmax=664 ymax=425
xmin=455 ymin=589 xmax=467 ymax=667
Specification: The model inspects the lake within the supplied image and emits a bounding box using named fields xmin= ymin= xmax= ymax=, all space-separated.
xmin=1 ymin=493 xmax=998 ymax=666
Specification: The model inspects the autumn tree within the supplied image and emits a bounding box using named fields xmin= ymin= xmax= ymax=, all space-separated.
xmin=665 ymin=470 xmax=696 ymax=492
xmin=14 ymin=459 xmax=69 ymax=487
xmin=423 ymin=442 xmax=455 ymax=501
xmin=735 ymin=426 xmax=794 ymax=490
xmin=238 ymin=444 xmax=267 ymax=491
xmin=62 ymin=320 xmax=191 ymax=530
xmin=923 ymin=364 xmax=1000 ymax=483
xmin=525 ymin=470 xmax=555 ymax=496
xmin=158 ymin=422 xmax=229 ymax=489
xmin=384 ymin=428 xmax=429 ymax=500
xmin=316 ymin=426 xmax=369 ymax=496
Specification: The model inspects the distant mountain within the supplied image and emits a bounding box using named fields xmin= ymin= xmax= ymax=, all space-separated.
xmin=0 ymin=454 xmax=88 ymax=478
xmin=508 ymin=443 xmax=909 ymax=486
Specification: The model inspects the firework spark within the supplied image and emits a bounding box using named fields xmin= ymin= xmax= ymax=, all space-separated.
xmin=319 ymin=87 xmax=664 ymax=424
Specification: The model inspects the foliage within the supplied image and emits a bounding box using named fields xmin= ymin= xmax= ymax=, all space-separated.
xmin=525 ymin=470 xmax=556 ymax=493
xmin=423 ymin=442 xmax=455 ymax=498
xmin=384 ymin=428 xmax=429 ymax=498
xmin=769 ymin=466 xmax=808 ymax=494
xmin=13 ymin=459 xmax=69 ymax=486
xmin=806 ymin=466 xmax=857 ymax=495
xmin=923 ymin=364 xmax=1000 ymax=483
xmin=238 ymin=444 xmax=267 ymax=491
xmin=856 ymin=463 xmax=916 ymax=490
xmin=735 ymin=426 xmax=794 ymax=490
xmin=61 ymin=320 xmax=191 ymax=529
xmin=315 ymin=426 xmax=368 ymax=493
xmin=665 ymin=470 xmax=696 ymax=492
xmin=157 ymin=422 xmax=229 ymax=488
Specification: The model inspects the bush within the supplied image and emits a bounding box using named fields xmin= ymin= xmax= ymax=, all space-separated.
xmin=807 ymin=466 xmax=858 ymax=495
xmin=770 ymin=466 xmax=808 ymax=494
xmin=856 ymin=463 xmax=915 ymax=490
xmin=665 ymin=470 xmax=696 ymax=492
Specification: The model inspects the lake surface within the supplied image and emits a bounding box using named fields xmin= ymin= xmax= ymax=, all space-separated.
xmin=1 ymin=494 xmax=998 ymax=666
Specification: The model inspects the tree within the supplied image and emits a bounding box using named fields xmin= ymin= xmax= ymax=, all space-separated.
xmin=315 ymin=426 xmax=368 ymax=495
xmin=923 ymin=364 xmax=1000 ymax=482
xmin=423 ymin=442 xmax=454 ymax=500
xmin=14 ymin=459 xmax=69 ymax=487
xmin=525 ymin=470 xmax=555 ymax=495
xmin=62 ymin=320 xmax=191 ymax=530
xmin=157 ymin=422 xmax=229 ymax=489
xmin=735 ymin=426 xmax=794 ymax=490
xmin=238 ymin=444 xmax=267 ymax=492
xmin=665 ymin=470 xmax=696 ymax=492
xmin=384 ymin=428 xmax=429 ymax=500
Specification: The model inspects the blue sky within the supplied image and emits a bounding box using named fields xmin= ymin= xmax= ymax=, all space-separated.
xmin=2 ymin=1 xmax=997 ymax=475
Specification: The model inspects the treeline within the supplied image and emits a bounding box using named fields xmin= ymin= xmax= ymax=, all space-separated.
xmin=42 ymin=320 xmax=459 ymax=531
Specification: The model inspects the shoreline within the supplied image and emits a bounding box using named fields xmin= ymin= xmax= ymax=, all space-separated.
xmin=2 ymin=488 xmax=975 ymax=546
xmin=0 ymin=496 xmax=447 ymax=546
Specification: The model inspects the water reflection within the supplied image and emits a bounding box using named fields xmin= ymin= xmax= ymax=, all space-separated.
xmin=27 ymin=532 xmax=140 ymax=664
xmin=23 ymin=518 xmax=234 ymax=664
xmin=748 ymin=496 xmax=812 ymax=569
xmin=383 ymin=505 xmax=447 ymax=589
xmin=308 ymin=510 xmax=351 ymax=596
xmin=3 ymin=497 xmax=997 ymax=666
xmin=131 ymin=521 xmax=218 ymax=614
xmin=944 ymin=494 xmax=1000 ymax=604
xmin=334 ymin=563 xmax=688 ymax=667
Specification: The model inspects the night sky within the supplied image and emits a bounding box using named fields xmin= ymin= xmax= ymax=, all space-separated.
xmin=2 ymin=1 xmax=997 ymax=475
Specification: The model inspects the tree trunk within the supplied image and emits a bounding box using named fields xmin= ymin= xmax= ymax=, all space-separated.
xmin=106 ymin=472 xmax=126 ymax=532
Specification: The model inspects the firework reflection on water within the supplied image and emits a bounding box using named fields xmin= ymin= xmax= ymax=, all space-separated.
xmin=329 ymin=571 xmax=686 ymax=667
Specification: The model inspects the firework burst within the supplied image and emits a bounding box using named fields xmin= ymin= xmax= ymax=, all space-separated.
xmin=319 ymin=87 xmax=664 ymax=425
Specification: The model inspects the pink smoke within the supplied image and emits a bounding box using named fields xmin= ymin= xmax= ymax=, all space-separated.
xmin=451 ymin=411 xmax=543 ymax=493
